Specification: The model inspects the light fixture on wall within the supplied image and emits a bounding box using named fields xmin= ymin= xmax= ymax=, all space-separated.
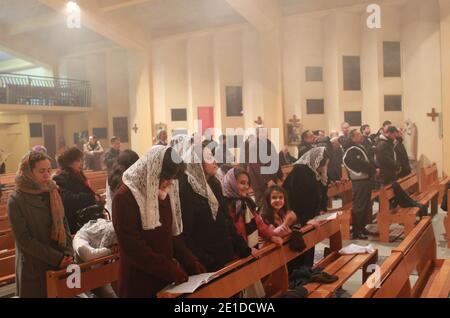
xmin=66 ymin=1 xmax=81 ymax=29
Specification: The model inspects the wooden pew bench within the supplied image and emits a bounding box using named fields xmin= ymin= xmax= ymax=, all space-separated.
xmin=46 ymin=253 xmax=119 ymax=298
xmin=445 ymin=189 xmax=450 ymax=248
xmin=377 ymin=173 xmax=438 ymax=243
xmin=0 ymin=250 xmax=15 ymax=287
xmin=0 ymin=229 xmax=14 ymax=251
xmin=353 ymin=217 xmax=450 ymax=298
xmin=158 ymin=217 xmax=378 ymax=298
xmin=421 ymin=163 xmax=450 ymax=205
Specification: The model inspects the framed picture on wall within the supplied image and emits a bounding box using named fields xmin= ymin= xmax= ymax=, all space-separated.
xmin=287 ymin=115 xmax=302 ymax=146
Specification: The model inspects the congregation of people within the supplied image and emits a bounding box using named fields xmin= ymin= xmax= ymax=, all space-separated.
xmin=2 ymin=120 xmax=446 ymax=298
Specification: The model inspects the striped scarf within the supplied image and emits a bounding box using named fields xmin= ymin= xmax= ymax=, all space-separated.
xmin=223 ymin=168 xmax=259 ymax=248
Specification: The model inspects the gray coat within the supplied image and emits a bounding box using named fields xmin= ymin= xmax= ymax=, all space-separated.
xmin=7 ymin=191 xmax=73 ymax=298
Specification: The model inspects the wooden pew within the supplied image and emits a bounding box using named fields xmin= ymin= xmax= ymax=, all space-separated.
xmin=46 ymin=253 xmax=119 ymax=298
xmin=353 ymin=217 xmax=450 ymax=298
xmin=158 ymin=217 xmax=378 ymax=298
xmin=445 ymin=189 xmax=450 ymax=248
xmin=0 ymin=250 xmax=15 ymax=287
xmin=282 ymin=164 xmax=380 ymax=240
xmin=328 ymin=181 xmax=353 ymax=240
xmin=0 ymin=230 xmax=14 ymax=252
xmin=377 ymin=173 xmax=438 ymax=243
xmin=420 ymin=163 xmax=450 ymax=205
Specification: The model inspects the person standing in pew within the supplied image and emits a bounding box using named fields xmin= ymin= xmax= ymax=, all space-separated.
xmin=179 ymin=142 xmax=253 ymax=272
xmin=222 ymin=168 xmax=282 ymax=298
xmin=222 ymin=168 xmax=283 ymax=248
xmin=297 ymin=130 xmax=316 ymax=159
xmin=104 ymin=136 xmax=121 ymax=174
xmin=113 ymin=146 xmax=205 ymax=298
xmin=375 ymin=126 xmax=400 ymax=186
xmin=8 ymin=151 xmax=73 ymax=298
xmin=54 ymin=147 xmax=103 ymax=234
xmin=343 ymin=130 xmax=379 ymax=240
xmin=260 ymin=185 xmax=298 ymax=238
xmin=361 ymin=124 xmax=376 ymax=163
xmin=83 ymin=135 xmax=104 ymax=171
xmin=283 ymin=147 xmax=329 ymax=268
xmin=106 ymin=150 xmax=139 ymax=219
xmin=394 ymin=129 xmax=412 ymax=178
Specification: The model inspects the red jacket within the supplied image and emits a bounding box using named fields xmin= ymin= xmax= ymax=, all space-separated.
xmin=227 ymin=202 xmax=275 ymax=243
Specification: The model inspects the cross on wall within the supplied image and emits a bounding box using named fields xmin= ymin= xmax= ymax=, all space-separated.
xmin=427 ymin=108 xmax=440 ymax=122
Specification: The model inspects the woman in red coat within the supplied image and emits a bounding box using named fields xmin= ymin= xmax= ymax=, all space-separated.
xmin=112 ymin=146 xmax=205 ymax=298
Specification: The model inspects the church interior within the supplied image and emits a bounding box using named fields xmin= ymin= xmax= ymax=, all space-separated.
xmin=0 ymin=0 xmax=449 ymax=299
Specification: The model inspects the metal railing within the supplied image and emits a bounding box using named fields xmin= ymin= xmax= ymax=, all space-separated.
xmin=0 ymin=73 xmax=91 ymax=107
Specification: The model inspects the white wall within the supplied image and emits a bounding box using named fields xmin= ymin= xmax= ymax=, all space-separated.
xmin=402 ymin=0 xmax=443 ymax=171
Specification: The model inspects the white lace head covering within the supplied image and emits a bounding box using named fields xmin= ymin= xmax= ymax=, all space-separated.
xmin=182 ymin=145 xmax=219 ymax=220
xmin=294 ymin=146 xmax=328 ymax=186
xmin=122 ymin=146 xmax=182 ymax=234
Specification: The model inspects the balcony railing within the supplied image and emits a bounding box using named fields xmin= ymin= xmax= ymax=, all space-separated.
xmin=0 ymin=73 xmax=91 ymax=107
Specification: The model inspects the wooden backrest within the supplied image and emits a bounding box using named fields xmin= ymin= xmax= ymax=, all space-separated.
xmin=420 ymin=163 xmax=438 ymax=192
xmin=353 ymin=252 xmax=407 ymax=298
xmin=0 ymin=251 xmax=15 ymax=281
xmin=0 ymin=230 xmax=14 ymax=251
xmin=354 ymin=218 xmax=436 ymax=298
xmin=379 ymin=173 xmax=419 ymax=214
xmin=158 ymin=217 xmax=343 ymax=298
xmin=327 ymin=180 xmax=353 ymax=209
xmin=0 ymin=205 xmax=7 ymax=217
xmin=46 ymin=253 xmax=119 ymax=298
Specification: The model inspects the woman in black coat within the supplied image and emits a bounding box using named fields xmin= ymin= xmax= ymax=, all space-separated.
xmin=54 ymin=147 xmax=102 ymax=234
xmin=283 ymin=147 xmax=329 ymax=268
xmin=179 ymin=144 xmax=252 ymax=272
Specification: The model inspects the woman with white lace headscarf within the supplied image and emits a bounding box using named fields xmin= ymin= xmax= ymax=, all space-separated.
xmin=112 ymin=146 xmax=205 ymax=298
xmin=179 ymin=142 xmax=252 ymax=272
xmin=282 ymin=147 xmax=330 ymax=268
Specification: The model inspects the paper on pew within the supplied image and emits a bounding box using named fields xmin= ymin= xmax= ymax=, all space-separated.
xmin=339 ymin=244 xmax=375 ymax=255
xmin=313 ymin=212 xmax=338 ymax=222
xmin=160 ymin=272 xmax=218 ymax=294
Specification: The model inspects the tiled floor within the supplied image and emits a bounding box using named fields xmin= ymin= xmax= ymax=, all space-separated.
xmin=313 ymin=204 xmax=449 ymax=298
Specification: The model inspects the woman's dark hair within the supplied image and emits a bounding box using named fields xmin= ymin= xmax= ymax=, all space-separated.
xmin=108 ymin=150 xmax=139 ymax=193
xmin=57 ymin=146 xmax=83 ymax=169
xmin=28 ymin=151 xmax=52 ymax=170
xmin=260 ymin=185 xmax=290 ymax=226
xmin=160 ymin=147 xmax=186 ymax=181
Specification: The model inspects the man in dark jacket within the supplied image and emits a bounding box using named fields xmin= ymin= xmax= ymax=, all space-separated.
xmin=394 ymin=131 xmax=412 ymax=178
xmin=361 ymin=124 xmax=376 ymax=163
xmin=104 ymin=136 xmax=121 ymax=173
xmin=297 ymin=130 xmax=316 ymax=159
xmin=328 ymin=137 xmax=343 ymax=183
xmin=344 ymin=130 xmax=379 ymax=239
xmin=83 ymin=135 xmax=104 ymax=171
xmin=375 ymin=126 xmax=400 ymax=186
